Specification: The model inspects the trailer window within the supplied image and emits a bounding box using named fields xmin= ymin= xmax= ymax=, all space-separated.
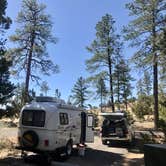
xmin=59 ymin=113 xmax=68 ymax=125
xmin=87 ymin=115 xmax=93 ymax=127
xmin=22 ymin=110 xmax=45 ymax=127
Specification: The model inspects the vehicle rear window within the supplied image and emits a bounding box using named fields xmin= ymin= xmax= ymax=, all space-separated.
xmin=22 ymin=110 xmax=45 ymax=127
xmin=102 ymin=115 xmax=125 ymax=126
xmin=59 ymin=113 xmax=68 ymax=125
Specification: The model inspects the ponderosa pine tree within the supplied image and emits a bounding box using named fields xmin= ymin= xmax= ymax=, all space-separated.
xmin=113 ymin=47 xmax=123 ymax=109
xmin=71 ymin=77 xmax=89 ymax=108
xmin=86 ymin=14 xmax=120 ymax=112
xmin=143 ymin=71 xmax=152 ymax=96
xmin=114 ymin=58 xmax=133 ymax=110
xmin=123 ymin=0 xmax=166 ymax=129
xmin=0 ymin=0 xmax=12 ymax=30
xmin=120 ymin=59 xmax=132 ymax=111
xmin=8 ymin=0 xmax=58 ymax=102
xmin=40 ymin=81 xmax=50 ymax=96
xmin=137 ymin=79 xmax=145 ymax=97
xmin=137 ymin=71 xmax=152 ymax=97
xmin=0 ymin=0 xmax=15 ymax=104
xmin=159 ymin=28 xmax=166 ymax=86
xmin=0 ymin=53 xmax=15 ymax=104
xmin=95 ymin=77 xmax=108 ymax=112
xmin=55 ymin=88 xmax=61 ymax=99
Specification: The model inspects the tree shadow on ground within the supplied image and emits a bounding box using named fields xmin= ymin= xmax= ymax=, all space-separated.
xmin=68 ymin=147 xmax=124 ymax=166
xmin=0 ymin=157 xmax=30 ymax=166
xmin=124 ymin=158 xmax=144 ymax=166
xmin=0 ymin=147 xmax=124 ymax=166
xmin=107 ymin=139 xmax=145 ymax=153
xmin=106 ymin=140 xmax=145 ymax=166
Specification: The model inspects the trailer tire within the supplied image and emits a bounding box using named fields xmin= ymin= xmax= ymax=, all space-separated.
xmin=22 ymin=130 xmax=39 ymax=148
xmin=65 ymin=141 xmax=73 ymax=157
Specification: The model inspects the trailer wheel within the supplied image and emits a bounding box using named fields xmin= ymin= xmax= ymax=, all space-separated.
xmin=22 ymin=130 xmax=39 ymax=148
xmin=65 ymin=141 xmax=73 ymax=157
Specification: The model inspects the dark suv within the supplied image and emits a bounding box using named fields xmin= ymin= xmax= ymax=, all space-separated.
xmin=100 ymin=112 xmax=134 ymax=145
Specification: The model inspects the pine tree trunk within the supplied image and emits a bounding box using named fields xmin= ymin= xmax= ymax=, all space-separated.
xmin=153 ymin=57 xmax=159 ymax=129
xmin=101 ymin=85 xmax=103 ymax=112
xmin=25 ymin=34 xmax=35 ymax=102
xmin=107 ymin=46 xmax=115 ymax=112
xmin=117 ymin=72 xmax=120 ymax=110
xmin=125 ymin=98 xmax=128 ymax=111
xmin=152 ymin=6 xmax=159 ymax=130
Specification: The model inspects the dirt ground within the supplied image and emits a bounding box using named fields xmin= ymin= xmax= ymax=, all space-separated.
xmin=67 ymin=136 xmax=144 ymax=166
xmin=0 ymin=125 xmax=144 ymax=166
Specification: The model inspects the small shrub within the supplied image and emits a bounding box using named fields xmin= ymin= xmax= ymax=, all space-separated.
xmin=158 ymin=119 xmax=166 ymax=141
xmin=126 ymin=111 xmax=134 ymax=123
xmin=140 ymin=133 xmax=154 ymax=144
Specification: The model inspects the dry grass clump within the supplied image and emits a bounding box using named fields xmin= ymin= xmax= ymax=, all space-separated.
xmin=0 ymin=138 xmax=14 ymax=150
xmin=0 ymin=118 xmax=18 ymax=127
xmin=0 ymin=137 xmax=19 ymax=159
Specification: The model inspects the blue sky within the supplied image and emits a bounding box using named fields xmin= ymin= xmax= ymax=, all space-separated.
xmin=6 ymin=0 xmax=137 ymax=104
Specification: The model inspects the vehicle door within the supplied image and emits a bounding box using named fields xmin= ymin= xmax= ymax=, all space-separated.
xmin=86 ymin=114 xmax=94 ymax=142
xmin=58 ymin=112 xmax=70 ymax=145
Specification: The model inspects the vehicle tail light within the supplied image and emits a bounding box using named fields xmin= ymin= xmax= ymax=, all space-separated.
xmin=44 ymin=139 xmax=49 ymax=146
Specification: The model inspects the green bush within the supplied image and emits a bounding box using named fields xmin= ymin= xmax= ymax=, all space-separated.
xmin=132 ymin=95 xmax=153 ymax=119
xmin=158 ymin=119 xmax=166 ymax=142
xmin=159 ymin=93 xmax=166 ymax=121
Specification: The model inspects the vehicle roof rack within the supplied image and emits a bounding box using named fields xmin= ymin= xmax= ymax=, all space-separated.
xmin=34 ymin=96 xmax=65 ymax=104
xmin=33 ymin=96 xmax=84 ymax=111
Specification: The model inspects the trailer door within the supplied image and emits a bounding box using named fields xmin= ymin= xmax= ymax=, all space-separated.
xmin=86 ymin=114 xmax=94 ymax=142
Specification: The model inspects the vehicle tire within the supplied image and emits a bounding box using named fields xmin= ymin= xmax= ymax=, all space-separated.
xmin=102 ymin=140 xmax=107 ymax=145
xmin=22 ymin=130 xmax=39 ymax=148
xmin=46 ymin=155 xmax=52 ymax=166
xmin=65 ymin=141 xmax=73 ymax=157
xmin=129 ymin=137 xmax=135 ymax=147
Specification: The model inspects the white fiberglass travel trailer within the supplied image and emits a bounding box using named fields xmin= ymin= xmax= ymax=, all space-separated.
xmin=17 ymin=97 xmax=94 ymax=161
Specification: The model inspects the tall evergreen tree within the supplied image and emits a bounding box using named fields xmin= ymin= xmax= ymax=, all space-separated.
xmin=11 ymin=83 xmax=26 ymax=111
xmin=143 ymin=71 xmax=152 ymax=96
xmin=120 ymin=60 xmax=133 ymax=111
xmin=55 ymin=88 xmax=61 ymax=99
xmin=159 ymin=28 xmax=166 ymax=86
xmin=137 ymin=79 xmax=145 ymax=97
xmin=95 ymin=77 xmax=108 ymax=112
xmin=8 ymin=0 xmax=58 ymax=102
xmin=114 ymin=56 xmax=133 ymax=109
xmin=113 ymin=48 xmax=123 ymax=109
xmin=0 ymin=0 xmax=15 ymax=104
xmin=40 ymin=81 xmax=50 ymax=96
xmin=123 ymin=0 xmax=166 ymax=129
xmin=71 ymin=77 xmax=89 ymax=108
xmin=159 ymin=28 xmax=166 ymax=55
xmin=0 ymin=54 xmax=15 ymax=104
xmin=86 ymin=14 xmax=120 ymax=112
xmin=0 ymin=0 xmax=12 ymax=31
